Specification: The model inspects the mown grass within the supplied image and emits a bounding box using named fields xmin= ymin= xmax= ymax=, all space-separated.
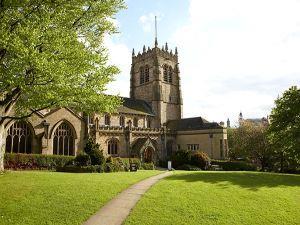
xmin=0 ymin=170 xmax=161 ymax=225
xmin=125 ymin=171 xmax=300 ymax=225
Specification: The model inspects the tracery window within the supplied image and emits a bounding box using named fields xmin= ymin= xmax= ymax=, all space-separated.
xmin=104 ymin=114 xmax=111 ymax=126
xmin=5 ymin=121 xmax=32 ymax=154
xmin=168 ymin=66 xmax=173 ymax=83
xmin=163 ymin=64 xmax=168 ymax=82
xmin=53 ymin=122 xmax=75 ymax=156
xmin=144 ymin=65 xmax=149 ymax=83
xmin=140 ymin=67 xmax=145 ymax=84
xmin=119 ymin=115 xmax=125 ymax=127
xmin=108 ymin=139 xmax=118 ymax=155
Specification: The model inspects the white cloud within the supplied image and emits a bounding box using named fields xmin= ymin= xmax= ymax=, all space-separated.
xmin=104 ymin=36 xmax=131 ymax=97
xmin=171 ymin=0 xmax=300 ymax=124
xmin=139 ymin=12 xmax=163 ymax=33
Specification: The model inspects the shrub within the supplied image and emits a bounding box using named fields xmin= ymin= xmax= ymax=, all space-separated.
xmin=190 ymin=151 xmax=210 ymax=170
xmin=211 ymin=160 xmax=257 ymax=171
xmin=171 ymin=150 xmax=192 ymax=168
xmin=129 ymin=158 xmax=142 ymax=169
xmin=56 ymin=165 xmax=104 ymax=173
xmin=141 ymin=162 xmax=155 ymax=170
xmin=177 ymin=164 xmax=202 ymax=171
xmin=4 ymin=153 xmax=75 ymax=170
xmin=158 ymin=160 xmax=168 ymax=168
xmin=89 ymin=149 xmax=105 ymax=165
xmin=110 ymin=157 xmax=127 ymax=171
xmin=84 ymin=138 xmax=105 ymax=165
xmin=74 ymin=154 xmax=91 ymax=166
xmin=105 ymin=162 xmax=115 ymax=172
xmin=105 ymin=158 xmax=142 ymax=172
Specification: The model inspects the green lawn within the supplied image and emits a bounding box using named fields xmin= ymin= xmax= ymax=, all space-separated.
xmin=125 ymin=171 xmax=300 ymax=225
xmin=0 ymin=170 xmax=161 ymax=225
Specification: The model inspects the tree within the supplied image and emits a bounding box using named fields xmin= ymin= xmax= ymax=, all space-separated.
xmin=268 ymin=86 xmax=300 ymax=172
xmin=228 ymin=121 xmax=271 ymax=170
xmin=0 ymin=0 xmax=125 ymax=172
xmin=84 ymin=137 xmax=105 ymax=165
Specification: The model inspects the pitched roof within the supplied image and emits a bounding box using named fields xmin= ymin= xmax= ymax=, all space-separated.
xmin=117 ymin=97 xmax=155 ymax=116
xmin=167 ymin=117 xmax=222 ymax=131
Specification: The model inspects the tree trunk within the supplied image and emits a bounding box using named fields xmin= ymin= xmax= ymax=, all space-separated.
xmin=0 ymin=124 xmax=5 ymax=173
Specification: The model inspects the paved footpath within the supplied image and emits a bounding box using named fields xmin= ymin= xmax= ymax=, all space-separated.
xmin=83 ymin=171 xmax=172 ymax=225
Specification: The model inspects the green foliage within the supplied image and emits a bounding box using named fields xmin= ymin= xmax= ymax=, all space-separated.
xmin=171 ymin=150 xmax=210 ymax=170
xmin=190 ymin=151 xmax=210 ymax=170
xmin=141 ymin=162 xmax=155 ymax=170
xmin=57 ymin=165 xmax=104 ymax=173
xmin=268 ymin=86 xmax=300 ymax=172
xmin=228 ymin=122 xmax=271 ymax=170
xmin=171 ymin=149 xmax=192 ymax=168
xmin=211 ymin=160 xmax=257 ymax=171
xmin=4 ymin=153 xmax=74 ymax=170
xmin=0 ymin=0 xmax=125 ymax=118
xmin=84 ymin=138 xmax=105 ymax=165
xmin=74 ymin=154 xmax=91 ymax=166
xmin=105 ymin=157 xmax=142 ymax=172
xmin=177 ymin=164 xmax=202 ymax=171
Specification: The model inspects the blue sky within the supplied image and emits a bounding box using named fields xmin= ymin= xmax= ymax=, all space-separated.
xmin=106 ymin=0 xmax=300 ymax=126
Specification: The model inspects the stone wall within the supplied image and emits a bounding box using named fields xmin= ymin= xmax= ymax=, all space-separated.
xmin=3 ymin=108 xmax=86 ymax=156
xmin=175 ymin=128 xmax=228 ymax=159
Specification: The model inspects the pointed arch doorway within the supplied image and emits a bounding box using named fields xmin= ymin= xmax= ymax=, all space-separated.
xmin=143 ymin=147 xmax=154 ymax=163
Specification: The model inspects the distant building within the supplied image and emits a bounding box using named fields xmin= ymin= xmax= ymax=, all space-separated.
xmin=238 ymin=112 xmax=269 ymax=127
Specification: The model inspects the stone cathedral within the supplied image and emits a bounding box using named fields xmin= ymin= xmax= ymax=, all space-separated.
xmin=4 ymin=40 xmax=228 ymax=163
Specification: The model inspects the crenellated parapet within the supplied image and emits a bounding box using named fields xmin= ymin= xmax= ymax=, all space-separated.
xmin=96 ymin=125 xmax=162 ymax=134
xmin=132 ymin=43 xmax=178 ymax=64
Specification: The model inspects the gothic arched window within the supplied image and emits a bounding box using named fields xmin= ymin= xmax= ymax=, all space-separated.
xmin=5 ymin=121 xmax=32 ymax=154
xmin=119 ymin=115 xmax=125 ymax=127
xmin=108 ymin=139 xmax=118 ymax=155
xmin=163 ymin=65 xmax=168 ymax=82
xmin=144 ymin=65 xmax=149 ymax=83
xmin=104 ymin=114 xmax=110 ymax=126
xmin=168 ymin=66 xmax=173 ymax=83
xmin=53 ymin=122 xmax=75 ymax=156
xmin=140 ymin=67 xmax=145 ymax=84
xmin=133 ymin=117 xmax=138 ymax=127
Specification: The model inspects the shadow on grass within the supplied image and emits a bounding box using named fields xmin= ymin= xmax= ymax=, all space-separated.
xmin=165 ymin=172 xmax=300 ymax=191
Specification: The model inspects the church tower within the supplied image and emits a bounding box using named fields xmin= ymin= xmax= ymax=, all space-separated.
xmin=130 ymin=24 xmax=182 ymax=128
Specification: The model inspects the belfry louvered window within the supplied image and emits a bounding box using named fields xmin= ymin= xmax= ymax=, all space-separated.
xmin=163 ymin=64 xmax=168 ymax=82
xmin=168 ymin=66 xmax=173 ymax=83
xmin=5 ymin=121 xmax=32 ymax=154
xmin=53 ymin=122 xmax=74 ymax=156
xmin=144 ymin=65 xmax=149 ymax=82
xmin=140 ymin=67 xmax=145 ymax=84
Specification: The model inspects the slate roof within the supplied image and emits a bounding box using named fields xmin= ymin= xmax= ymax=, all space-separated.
xmin=167 ymin=117 xmax=223 ymax=131
xmin=118 ymin=97 xmax=155 ymax=116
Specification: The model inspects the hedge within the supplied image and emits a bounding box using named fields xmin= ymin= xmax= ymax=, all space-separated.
xmin=4 ymin=153 xmax=75 ymax=170
xmin=4 ymin=153 xmax=150 ymax=173
xmin=57 ymin=165 xmax=104 ymax=173
xmin=211 ymin=160 xmax=257 ymax=171
xmin=141 ymin=162 xmax=155 ymax=170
